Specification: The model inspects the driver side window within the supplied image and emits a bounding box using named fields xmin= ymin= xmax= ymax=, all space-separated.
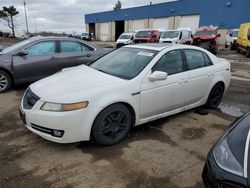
xmin=152 ymin=50 xmax=184 ymax=75
xmin=25 ymin=41 xmax=56 ymax=56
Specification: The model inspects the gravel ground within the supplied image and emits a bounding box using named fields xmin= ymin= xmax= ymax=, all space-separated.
xmin=0 ymin=38 xmax=249 ymax=188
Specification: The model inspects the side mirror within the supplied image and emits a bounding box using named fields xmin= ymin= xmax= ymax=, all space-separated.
xmin=248 ymin=34 xmax=250 ymax=40
xmin=152 ymin=34 xmax=157 ymax=38
xmin=149 ymin=71 xmax=168 ymax=81
xmin=217 ymin=34 xmax=221 ymax=37
xmin=229 ymin=33 xmax=233 ymax=37
xmin=17 ymin=50 xmax=28 ymax=57
xmin=179 ymin=31 xmax=183 ymax=40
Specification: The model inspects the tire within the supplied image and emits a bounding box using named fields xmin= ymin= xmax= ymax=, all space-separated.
xmin=92 ymin=104 xmax=132 ymax=146
xmin=205 ymin=83 xmax=224 ymax=109
xmin=237 ymin=46 xmax=241 ymax=53
xmin=0 ymin=70 xmax=12 ymax=93
xmin=246 ymin=48 xmax=250 ymax=58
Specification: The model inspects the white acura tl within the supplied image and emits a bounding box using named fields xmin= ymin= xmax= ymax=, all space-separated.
xmin=19 ymin=44 xmax=231 ymax=145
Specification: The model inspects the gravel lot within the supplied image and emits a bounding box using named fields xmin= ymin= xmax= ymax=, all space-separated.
xmin=0 ymin=38 xmax=250 ymax=188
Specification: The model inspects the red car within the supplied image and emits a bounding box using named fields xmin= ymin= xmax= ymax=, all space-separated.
xmin=192 ymin=27 xmax=221 ymax=54
xmin=134 ymin=30 xmax=160 ymax=43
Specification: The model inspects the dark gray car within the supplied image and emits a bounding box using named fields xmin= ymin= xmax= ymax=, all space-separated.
xmin=0 ymin=36 xmax=110 ymax=93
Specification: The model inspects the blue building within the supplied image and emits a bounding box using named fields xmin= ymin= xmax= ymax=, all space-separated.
xmin=85 ymin=0 xmax=250 ymax=41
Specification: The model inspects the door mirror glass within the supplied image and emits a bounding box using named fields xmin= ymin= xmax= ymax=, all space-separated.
xmin=149 ymin=71 xmax=168 ymax=81
xmin=152 ymin=34 xmax=157 ymax=38
xmin=17 ymin=50 xmax=28 ymax=57
xmin=229 ymin=33 xmax=233 ymax=37
xmin=217 ymin=34 xmax=221 ymax=37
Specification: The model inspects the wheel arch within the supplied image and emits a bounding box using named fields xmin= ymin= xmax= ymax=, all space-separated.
xmin=0 ymin=67 xmax=14 ymax=84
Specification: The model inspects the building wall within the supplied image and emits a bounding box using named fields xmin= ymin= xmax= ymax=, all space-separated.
xmin=85 ymin=0 xmax=250 ymax=29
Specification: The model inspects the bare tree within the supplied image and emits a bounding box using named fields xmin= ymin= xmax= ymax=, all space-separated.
xmin=113 ymin=0 xmax=122 ymax=10
xmin=0 ymin=6 xmax=19 ymax=37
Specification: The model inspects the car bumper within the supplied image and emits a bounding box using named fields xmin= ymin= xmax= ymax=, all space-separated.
xmin=20 ymin=100 xmax=102 ymax=143
xmin=202 ymin=151 xmax=248 ymax=188
xmin=116 ymin=43 xmax=126 ymax=48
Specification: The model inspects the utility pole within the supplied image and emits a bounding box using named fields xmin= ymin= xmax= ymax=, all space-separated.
xmin=34 ymin=17 xmax=37 ymax=34
xmin=23 ymin=0 xmax=29 ymax=34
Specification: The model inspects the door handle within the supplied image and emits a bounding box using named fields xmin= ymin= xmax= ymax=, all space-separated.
xmin=84 ymin=54 xmax=92 ymax=57
xmin=50 ymin=57 xmax=56 ymax=60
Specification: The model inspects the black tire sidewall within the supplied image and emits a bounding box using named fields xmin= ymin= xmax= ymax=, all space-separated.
xmin=0 ymin=70 xmax=12 ymax=93
xmin=206 ymin=84 xmax=224 ymax=109
xmin=92 ymin=104 xmax=132 ymax=146
xmin=246 ymin=48 xmax=250 ymax=57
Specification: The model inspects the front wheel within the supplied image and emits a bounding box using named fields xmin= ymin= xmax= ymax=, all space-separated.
xmin=92 ymin=104 xmax=132 ymax=146
xmin=0 ymin=70 xmax=12 ymax=93
xmin=205 ymin=83 xmax=224 ymax=109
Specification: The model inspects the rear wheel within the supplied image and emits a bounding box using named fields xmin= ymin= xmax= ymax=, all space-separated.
xmin=246 ymin=47 xmax=250 ymax=57
xmin=0 ymin=70 xmax=12 ymax=93
xmin=205 ymin=83 xmax=224 ymax=109
xmin=92 ymin=104 xmax=132 ymax=146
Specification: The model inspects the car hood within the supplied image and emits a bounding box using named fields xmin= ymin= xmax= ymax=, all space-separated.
xmin=116 ymin=39 xmax=130 ymax=43
xmin=30 ymin=65 xmax=124 ymax=103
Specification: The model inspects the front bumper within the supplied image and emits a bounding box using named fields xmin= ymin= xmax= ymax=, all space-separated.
xmin=20 ymin=99 xmax=102 ymax=143
xmin=202 ymin=150 xmax=248 ymax=188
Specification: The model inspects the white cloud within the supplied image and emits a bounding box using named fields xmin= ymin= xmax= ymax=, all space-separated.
xmin=0 ymin=0 xmax=175 ymax=35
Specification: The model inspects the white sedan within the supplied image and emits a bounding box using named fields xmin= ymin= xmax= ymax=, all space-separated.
xmin=19 ymin=44 xmax=231 ymax=145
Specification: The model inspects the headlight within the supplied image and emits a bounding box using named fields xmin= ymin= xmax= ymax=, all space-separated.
xmin=40 ymin=101 xmax=88 ymax=112
xmin=213 ymin=138 xmax=243 ymax=177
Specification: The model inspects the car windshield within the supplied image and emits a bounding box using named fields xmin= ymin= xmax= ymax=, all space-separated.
xmin=232 ymin=31 xmax=238 ymax=37
xmin=194 ymin=31 xmax=216 ymax=36
xmin=82 ymin=33 xmax=89 ymax=36
xmin=136 ymin=31 xmax=153 ymax=37
xmin=119 ymin=34 xmax=132 ymax=39
xmin=161 ymin=31 xmax=180 ymax=39
xmin=90 ymin=47 xmax=158 ymax=79
xmin=1 ymin=39 xmax=31 ymax=54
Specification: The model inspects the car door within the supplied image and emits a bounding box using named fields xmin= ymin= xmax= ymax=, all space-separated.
xmin=140 ymin=49 xmax=187 ymax=120
xmin=183 ymin=49 xmax=214 ymax=109
xmin=13 ymin=40 xmax=60 ymax=82
xmin=58 ymin=40 xmax=95 ymax=70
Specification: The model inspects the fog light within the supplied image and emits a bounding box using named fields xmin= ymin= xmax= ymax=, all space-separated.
xmin=53 ymin=130 xmax=64 ymax=138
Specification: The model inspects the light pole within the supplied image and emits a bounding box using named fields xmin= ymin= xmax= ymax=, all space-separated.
xmin=23 ymin=0 xmax=29 ymax=34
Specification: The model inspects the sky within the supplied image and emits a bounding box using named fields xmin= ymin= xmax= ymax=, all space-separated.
xmin=0 ymin=0 xmax=175 ymax=36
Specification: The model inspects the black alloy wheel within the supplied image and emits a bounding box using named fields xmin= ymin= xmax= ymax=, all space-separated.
xmin=92 ymin=104 xmax=132 ymax=146
xmin=206 ymin=83 xmax=224 ymax=109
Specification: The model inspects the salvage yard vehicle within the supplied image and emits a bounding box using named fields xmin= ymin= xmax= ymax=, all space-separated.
xmin=237 ymin=23 xmax=250 ymax=57
xmin=202 ymin=112 xmax=250 ymax=188
xmin=225 ymin=29 xmax=239 ymax=50
xmin=192 ymin=27 xmax=221 ymax=54
xmin=134 ymin=30 xmax=160 ymax=43
xmin=159 ymin=28 xmax=192 ymax=44
xmin=19 ymin=44 xmax=231 ymax=146
xmin=0 ymin=36 xmax=110 ymax=93
xmin=116 ymin=32 xmax=135 ymax=48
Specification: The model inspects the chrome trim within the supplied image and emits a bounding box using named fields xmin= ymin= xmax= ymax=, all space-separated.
xmin=243 ymin=128 xmax=250 ymax=178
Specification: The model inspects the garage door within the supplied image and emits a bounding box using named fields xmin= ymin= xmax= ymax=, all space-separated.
xmin=131 ymin=19 xmax=145 ymax=31
xmin=179 ymin=15 xmax=200 ymax=33
xmin=153 ymin=18 xmax=169 ymax=30
xmin=100 ymin=22 xmax=109 ymax=41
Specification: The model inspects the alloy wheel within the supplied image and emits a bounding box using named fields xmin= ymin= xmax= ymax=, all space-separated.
xmin=0 ymin=74 xmax=8 ymax=91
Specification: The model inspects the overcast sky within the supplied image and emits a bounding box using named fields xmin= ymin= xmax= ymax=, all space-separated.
xmin=0 ymin=0 xmax=175 ymax=35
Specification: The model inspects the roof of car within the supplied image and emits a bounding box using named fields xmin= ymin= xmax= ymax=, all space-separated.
xmin=125 ymin=43 xmax=174 ymax=51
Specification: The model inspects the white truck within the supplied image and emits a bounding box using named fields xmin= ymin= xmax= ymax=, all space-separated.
xmin=159 ymin=28 xmax=192 ymax=44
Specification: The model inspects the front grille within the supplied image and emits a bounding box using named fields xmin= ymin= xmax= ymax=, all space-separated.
xmin=23 ymin=88 xmax=40 ymax=109
xmin=162 ymin=41 xmax=173 ymax=43
xmin=134 ymin=39 xmax=148 ymax=43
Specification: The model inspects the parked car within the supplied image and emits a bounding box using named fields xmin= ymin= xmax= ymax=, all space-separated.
xmin=116 ymin=32 xmax=135 ymax=48
xmin=19 ymin=44 xmax=231 ymax=145
xmin=0 ymin=31 xmax=3 ymax=37
xmin=237 ymin=23 xmax=250 ymax=57
xmin=192 ymin=27 xmax=221 ymax=54
xmin=202 ymin=112 xmax=250 ymax=188
xmin=225 ymin=29 xmax=239 ymax=50
xmin=0 ymin=36 xmax=110 ymax=93
xmin=81 ymin=32 xmax=91 ymax=41
xmin=159 ymin=28 xmax=192 ymax=44
xmin=134 ymin=30 xmax=160 ymax=43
